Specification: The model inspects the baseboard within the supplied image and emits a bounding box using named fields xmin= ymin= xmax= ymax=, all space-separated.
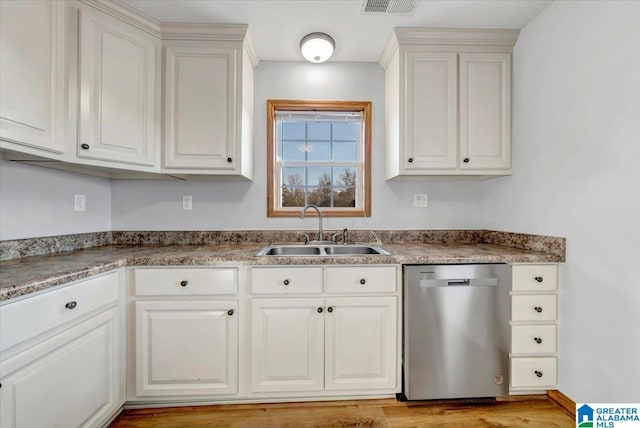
xmin=105 ymin=406 xmax=125 ymax=428
xmin=548 ymin=390 xmax=575 ymax=418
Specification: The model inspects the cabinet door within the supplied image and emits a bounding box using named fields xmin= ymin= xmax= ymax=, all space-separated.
xmin=403 ymin=52 xmax=458 ymax=170
xmin=135 ymin=300 xmax=238 ymax=396
xmin=0 ymin=308 xmax=121 ymax=428
xmin=251 ymin=298 xmax=324 ymax=392
xmin=324 ymin=297 xmax=397 ymax=390
xmin=164 ymin=46 xmax=238 ymax=170
xmin=78 ymin=8 xmax=158 ymax=166
xmin=459 ymin=53 xmax=511 ymax=170
xmin=0 ymin=1 xmax=65 ymax=153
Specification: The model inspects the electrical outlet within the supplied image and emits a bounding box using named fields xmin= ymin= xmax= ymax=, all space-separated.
xmin=74 ymin=194 xmax=86 ymax=212
xmin=182 ymin=195 xmax=193 ymax=210
xmin=413 ymin=194 xmax=428 ymax=208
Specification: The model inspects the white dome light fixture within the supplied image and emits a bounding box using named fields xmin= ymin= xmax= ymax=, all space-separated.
xmin=300 ymin=32 xmax=335 ymax=63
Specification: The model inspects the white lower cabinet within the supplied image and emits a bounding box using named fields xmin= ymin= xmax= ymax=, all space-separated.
xmin=249 ymin=266 xmax=400 ymax=397
xmin=324 ymin=297 xmax=397 ymax=391
xmin=0 ymin=271 xmax=123 ymax=428
xmin=135 ymin=300 xmax=238 ymax=396
xmin=251 ymin=298 xmax=325 ymax=392
xmin=131 ymin=267 xmax=240 ymax=399
xmin=509 ymin=264 xmax=559 ymax=392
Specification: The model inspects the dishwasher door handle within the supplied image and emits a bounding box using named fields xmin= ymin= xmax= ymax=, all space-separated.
xmin=447 ymin=279 xmax=470 ymax=286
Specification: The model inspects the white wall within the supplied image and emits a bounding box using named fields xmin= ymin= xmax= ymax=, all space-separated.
xmin=0 ymin=160 xmax=111 ymax=240
xmin=482 ymin=1 xmax=640 ymax=402
xmin=111 ymin=61 xmax=483 ymax=231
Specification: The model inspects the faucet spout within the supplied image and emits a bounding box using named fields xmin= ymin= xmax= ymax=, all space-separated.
xmin=300 ymin=204 xmax=324 ymax=243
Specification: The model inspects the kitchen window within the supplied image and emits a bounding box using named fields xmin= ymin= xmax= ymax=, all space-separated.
xmin=266 ymin=100 xmax=371 ymax=217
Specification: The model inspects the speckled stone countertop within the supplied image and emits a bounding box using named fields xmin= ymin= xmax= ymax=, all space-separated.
xmin=0 ymin=242 xmax=563 ymax=302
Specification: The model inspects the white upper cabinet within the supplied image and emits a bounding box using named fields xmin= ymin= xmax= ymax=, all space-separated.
xmin=459 ymin=53 xmax=511 ymax=170
xmin=77 ymin=7 xmax=160 ymax=167
xmin=162 ymin=25 xmax=257 ymax=178
xmin=380 ymin=28 xmax=518 ymax=178
xmin=404 ymin=52 xmax=458 ymax=170
xmin=0 ymin=0 xmax=66 ymax=156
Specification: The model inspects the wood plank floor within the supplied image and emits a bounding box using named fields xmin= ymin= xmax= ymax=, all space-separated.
xmin=113 ymin=397 xmax=575 ymax=427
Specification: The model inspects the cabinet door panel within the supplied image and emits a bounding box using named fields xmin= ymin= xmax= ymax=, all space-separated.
xmin=136 ymin=300 xmax=238 ymax=396
xmin=459 ymin=53 xmax=511 ymax=169
xmin=251 ymin=298 xmax=324 ymax=392
xmin=78 ymin=9 xmax=157 ymax=166
xmin=403 ymin=52 xmax=457 ymax=170
xmin=325 ymin=297 xmax=397 ymax=390
xmin=0 ymin=1 xmax=64 ymax=153
xmin=164 ymin=46 xmax=237 ymax=169
xmin=0 ymin=308 xmax=120 ymax=428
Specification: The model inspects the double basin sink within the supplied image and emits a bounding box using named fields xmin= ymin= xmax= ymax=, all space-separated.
xmin=257 ymin=244 xmax=391 ymax=257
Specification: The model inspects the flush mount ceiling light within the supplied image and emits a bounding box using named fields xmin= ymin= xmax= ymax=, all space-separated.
xmin=299 ymin=32 xmax=335 ymax=63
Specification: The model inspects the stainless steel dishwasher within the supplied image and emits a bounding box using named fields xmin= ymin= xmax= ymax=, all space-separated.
xmin=403 ymin=264 xmax=510 ymax=400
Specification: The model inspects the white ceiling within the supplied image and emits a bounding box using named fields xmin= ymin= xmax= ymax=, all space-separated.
xmin=121 ymin=0 xmax=552 ymax=62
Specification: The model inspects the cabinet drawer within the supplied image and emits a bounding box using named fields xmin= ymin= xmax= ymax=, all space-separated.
xmin=511 ymin=325 xmax=557 ymax=354
xmin=0 ymin=271 xmax=119 ymax=353
xmin=511 ymin=357 xmax=557 ymax=388
xmin=325 ymin=266 xmax=397 ymax=294
xmin=134 ymin=268 xmax=237 ymax=296
xmin=511 ymin=295 xmax=557 ymax=322
xmin=512 ymin=265 xmax=557 ymax=292
xmin=251 ymin=267 xmax=322 ymax=294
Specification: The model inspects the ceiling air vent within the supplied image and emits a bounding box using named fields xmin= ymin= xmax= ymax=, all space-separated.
xmin=361 ymin=0 xmax=417 ymax=15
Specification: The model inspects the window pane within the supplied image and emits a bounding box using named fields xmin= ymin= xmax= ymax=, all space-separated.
xmin=307 ymin=187 xmax=331 ymax=207
xmin=333 ymin=187 xmax=357 ymax=207
xmin=282 ymin=141 xmax=306 ymax=161
xmin=283 ymin=167 xmax=305 ymax=186
xmin=282 ymin=186 xmax=305 ymax=207
xmin=332 ymin=122 xmax=358 ymax=140
xmin=307 ymin=142 xmax=331 ymax=161
xmin=307 ymin=167 xmax=331 ymax=186
xmin=307 ymin=122 xmax=330 ymax=140
xmin=282 ymin=121 xmax=306 ymax=140
xmin=333 ymin=167 xmax=358 ymax=187
xmin=332 ymin=141 xmax=357 ymax=161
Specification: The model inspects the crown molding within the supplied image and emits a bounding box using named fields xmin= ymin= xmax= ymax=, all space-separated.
xmin=160 ymin=23 xmax=249 ymax=41
xmin=378 ymin=31 xmax=399 ymax=70
xmin=393 ymin=27 xmax=520 ymax=47
xmin=81 ymin=0 xmax=162 ymax=38
xmin=244 ymin=32 xmax=261 ymax=68
xmin=82 ymin=1 xmax=260 ymax=66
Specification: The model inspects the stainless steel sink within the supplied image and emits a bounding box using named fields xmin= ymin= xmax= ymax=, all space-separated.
xmin=257 ymin=245 xmax=390 ymax=257
xmin=260 ymin=246 xmax=322 ymax=256
xmin=323 ymin=246 xmax=390 ymax=255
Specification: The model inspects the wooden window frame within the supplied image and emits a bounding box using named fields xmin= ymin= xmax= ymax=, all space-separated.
xmin=267 ymin=100 xmax=372 ymax=218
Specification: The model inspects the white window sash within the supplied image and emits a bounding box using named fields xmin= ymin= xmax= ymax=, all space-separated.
xmin=274 ymin=112 xmax=364 ymax=210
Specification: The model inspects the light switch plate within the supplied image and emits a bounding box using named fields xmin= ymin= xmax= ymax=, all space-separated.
xmin=74 ymin=194 xmax=86 ymax=212
xmin=182 ymin=195 xmax=193 ymax=210
xmin=413 ymin=194 xmax=428 ymax=208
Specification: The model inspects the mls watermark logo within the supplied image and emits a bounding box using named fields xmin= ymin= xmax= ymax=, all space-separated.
xmin=576 ymin=403 xmax=640 ymax=427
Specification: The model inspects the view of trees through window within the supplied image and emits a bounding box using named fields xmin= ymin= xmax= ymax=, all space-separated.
xmin=282 ymin=168 xmax=357 ymax=208
xmin=278 ymin=118 xmax=361 ymax=209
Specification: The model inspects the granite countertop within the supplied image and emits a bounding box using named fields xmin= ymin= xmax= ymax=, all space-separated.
xmin=0 ymin=242 xmax=563 ymax=302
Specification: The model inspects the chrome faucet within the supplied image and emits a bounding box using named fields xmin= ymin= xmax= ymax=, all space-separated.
xmin=300 ymin=204 xmax=324 ymax=243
